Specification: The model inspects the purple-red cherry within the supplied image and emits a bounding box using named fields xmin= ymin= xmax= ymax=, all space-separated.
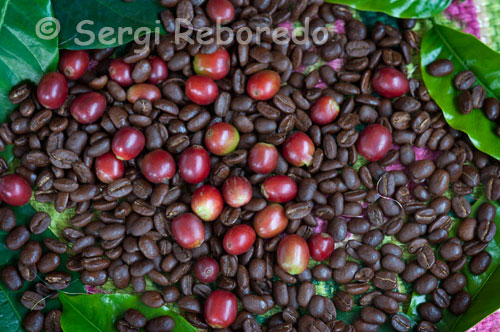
xmin=112 ymin=127 xmax=145 ymax=161
xmin=248 ymin=143 xmax=278 ymax=174
xmin=178 ymin=146 xmax=210 ymax=184
xmin=95 ymin=152 xmax=125 ymax=184
xmin=206 ymin=0 xmax=235 ymax=25
xmin=141 ymin=149 xmax=176 ymax=184
xmin=0 ymin=174 xmax=32 ymax=206
xmin=356 ymin=124 xmax=392 ymax=162
xmin=310 ymin=96 xmax=340 ymax=125
xmin=70 ymin=91 xmax=107 ymax=124
xmin=185 ymin=75 xmax=218 ymax=105
xmin=109 ymin=59 xmax=133 ymax=87
xmin=36 ymin=72 xmax=68 ymax=110
xmin=372 ymin=67 xmax=409 ymax=98
xmin=282 ymin=132 xmax=315 ymax=167
xmin=247 ymin=70 xmax=281 ymax=101
xmin=148 ymin=56 xmax=168 ymax=85
xmin=59 ymin=50 xmax=89 ymax=80
xmin=193 ymin=48 xmax=231 ymax=80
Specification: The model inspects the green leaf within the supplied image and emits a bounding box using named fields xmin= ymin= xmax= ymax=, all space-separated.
xmin=53 ymin=0 xmax=166 ymax=50
xmin=59 ymin=293 xmax=196 ymax=332
xmin=0 ymin=0 xmax=59 ymax=123
xmin=0 ymin=285 xmax=23 ymax=332
xmin=325 ymin=0 xmax=451 ymax=18
xmin=421 ymin=24 xmax=500 ymax=161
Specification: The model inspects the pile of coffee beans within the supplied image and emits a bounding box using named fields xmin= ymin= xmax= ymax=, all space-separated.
xmin=427 ymin=59 xmax=500 ymax=135
xmin=0 ymin=1 xmax=499 ymax=331
xmin=116 ymin=308 xmax=175 ymax=332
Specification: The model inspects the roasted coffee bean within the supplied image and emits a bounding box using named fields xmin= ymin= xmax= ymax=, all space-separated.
xmin=469 ymin=251 xmax=492 ymax=274
xmin=391 ymin=314 xmax=411 ymax=332
xmin=449 ymin=291 xmax=471 ymax=315
xmin=426 ymin=59 xmax=454 ymax=77
xmin=145 ymin=316 xmax=175 ymax=332
xmin=333 ymin=291 xmax=353 ymax=312
xmin=373 ymin=295 xmax=399 ymax=314
xmin=454 ymin=70 xmax=476 ymax=90
xmin=418 ymin=302 xmax=442 ymax=323
xmin=21 ymin=290 xmax=45 ymax=310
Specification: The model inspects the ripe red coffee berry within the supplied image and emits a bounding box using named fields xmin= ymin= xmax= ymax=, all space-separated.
xmin=148 ymin=56 xmax=168 ymax=85
xmin=193 ymin=48 xmax=231 ymax=80
xmin=109 ymin=59 xmax=133 ymax=86
xmin=253 ymin=204 xmax=289 ymax=239
xmin=195 ymin=256 xmax=219 ymax=283
xmin=0 ymin=174 xmax=32 ymax=206
xmin=357 ymin=124 xmax=392 ymax=162
xmin=171 ymin=213 xmax=205 ymax=249
xmin=372 ymin=67 xmax=410 ymax=98
xmin=261 ymin=175 xmax=297 ymax=203
xmin=310 ymin=96 xmax=340 ymax=125
xmin=127 ymin=83 xmax=162 ymax=104
xmin=248 ymin=143 xmax=278 ymax=174
xmin=59 ymin=50 xmax=89 ymax=80
xmin=222 ymin=176 xmax=252 ymax=208
xmin=95 ymin=152 xmax=125 ymax=184
xmin=308 ymin=233 xmax=335 ymax=261
xmin=206 ymin=0 xmax=235 ymax=24
xmin=112 ymin=127 xmax=145 ymax=161
xmin=178 ymin=146 xmax=211 ymax=184
xmin=36 ymin=72 xmax=68 ymax=110
xmin=141 ymin=149 xmax=176 ymax=184
xmin=223 ymin=224 xmax=256 ymax=255
xmin=277 ymin=235 xmax=310 ymax=275
xmin=247 ymin=70 xmax=281 ymax=100
xmin=191 ymin=185 xmax=224 ymax=221
xmin=204 ymin=122 xmax=240 ymax=156
xmin=204 ymin=290 xmax=238 ymax=328
xmin=185 ymin=75 xmax=218 ymax=105
xmin=282 ymin=132 xmax=315 ymax=167
xmin=70 ymin=91 xmax=107 ymax=124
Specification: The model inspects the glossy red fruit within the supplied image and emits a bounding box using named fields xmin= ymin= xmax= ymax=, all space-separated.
xmin=222 ymin=176 xmax=252 ymax=208
xmin=357 ymin=124 xmax=392 ymax=162
xmin=372 ymin=67 xmax=409 ymax=98
xmin=59 ymin=50 xmax=89 ymax=80
xmin=0 ymin=174 xmax=32 ymax=206
xmin=277 ymin=234 xmax=310 ymax=275
xmin=178 ymin=146 xmax=210 ymax=184
xmin=95 ymin=152 xmax=125 ymax=184
xmin=191 ymin=185 xmax=224 ymax=221
xmin=261 ymin=175 xmax=297 ymax=203
xmin=36 ymin=72 xmax=68 ymax=109
xmin=253 ymin=204 xmax=288 ymax=239
xmin=112 ymin=127 xmax=145 ymax=161
xmin=310 ymin=96 xmax=340 ymax=125
xmin=204 ymin=290 xmax=238 ymax=328
xmin=308 ymin=233 xmax=335 ymax=261
xmin=127 ymin=83 xmax=162 ymax=104
xmin=141 ymin=149 xmax=176 ymax=184
xmin=171 ymin=213 xmax=205 ymax=249
xmin=223 ymin=224 xmax=256 ymax=255
xmin=248 ymin=143 xmax=278 ymax=174
xmin=206 ymin=0 xmax=235 ymax=24
xmin=282 ymin=132 xmax=315 ymax=167
xmin=247 ymin=70 xmax=281 ymax=101
xmin=148 ymin=56 xmax=168 ymax=85
xmin=70 ymin=91 xmax=107 ymax=124
xmin=204 ymin=122 xmax=240 ymax=156
xmin=185 ymin=75 xmax=218 ymax=105
xmin=193 ymin=48 xmax=231 ymax=80
xmin=109 ymin=59 xmax=133 ymax=86
xmin=195 ymin=256 xmax=219 ymax=283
